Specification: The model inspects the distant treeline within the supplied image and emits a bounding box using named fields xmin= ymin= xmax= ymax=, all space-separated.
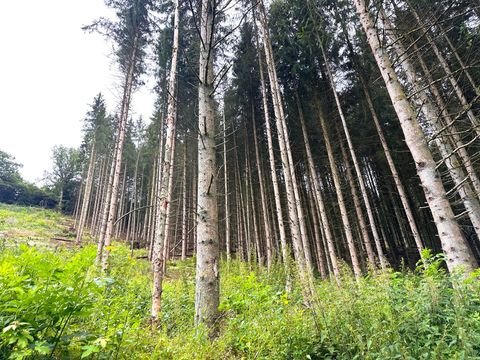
xmin=0 ymin=150 xmax=57 ymax=209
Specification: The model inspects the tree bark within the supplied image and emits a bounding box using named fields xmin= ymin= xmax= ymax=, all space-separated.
xmin=321 ymin=44 xmax=387 ymax=269
xmin=296 ymin=93 xmax=340 ymax=281
xmin=316 ymin=97 xmax=362 ymax=278
xmin=257 ymin=0 xmax=314 ymax=294
xmin=151 ymin=0 xmax=180 ymax=323
xmin=353 ymin=0 xmax=477 ymax=272
xmin=101 ymin=32 xmax=139 ymax=271
xmin=195 ymin=0 xmax=219 ymax=331
xmin=76 ymin=143 xmax=96 ymax=244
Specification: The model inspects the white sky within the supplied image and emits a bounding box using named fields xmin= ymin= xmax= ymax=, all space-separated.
xmin=0 ymin=1 xmax=155 ymax=183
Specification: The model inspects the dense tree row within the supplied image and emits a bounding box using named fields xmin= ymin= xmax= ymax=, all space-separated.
xmin=69 ymin=0 xmax=479 ymax=333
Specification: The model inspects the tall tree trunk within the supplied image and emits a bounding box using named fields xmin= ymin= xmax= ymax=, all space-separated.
xmin=257 ymin=0 xmax=314 ymax=293
xmin=353 ymin=0 xmax=477 ymax=272
xmin=195 ymin=0 xmax=219 ymax=331
xmin=57 ymin=186 xmax=64 ymax=212
xmin=91 ymin=157 xmax=107 ymax=236
xmin=305 ymin=178 xmax=327 ymax=279
xmin=181 ymin=143 xmax=188 ymax=261
xmin=335 ymin=8 xmax=425 ymax=254
xmin=253 ymin=12 xmax=290 ymax=285
xmin=223 ymin=111 xmax=231 ymax=261
xmin=321 ymin=44 xmax=387 ymax=269
xmin=316 ymin=98 xmax=362 ymax=278
xmin=380 ymin=10 xmax=480 ymax=244
xmin=101 ymin=33 xmax=139 ymax=271
xmin=296 ymin=93 xmax=340 ymax=280
xmin=162 ymin=131 xmax=177 ymax=273
xmin=413 ymin=43 xmax=480 ymax=198
xmin=151 ymin=0 xmax=180 ymax=323
xmin=338 ymin=133 xmax=376 ymax=266
xmin=253 ymin=107 xmax=274 ymax=269
xmin=405 ymin=0 xmax=480 ymax=136
xmin=76 ymin=143 xmax=96 ymax=244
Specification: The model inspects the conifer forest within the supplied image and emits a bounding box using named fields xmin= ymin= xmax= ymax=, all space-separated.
xmin=1 ymin=0 xmax=480 ymax=358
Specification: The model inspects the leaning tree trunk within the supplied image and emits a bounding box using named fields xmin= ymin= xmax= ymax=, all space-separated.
xmin=413 ymin=43 xmax=480 ymax=198
xmin=380 ymin=9 xmax=480 ymax=245
xmin=353 ymin=0 xmax=477 ymax=272
xmin=194 ymin=0 xmax=219 ymax=331
xmin=405 ymin=0 xmax=480 ymax=136
xmin=334 ymin=8 xmax=425 ymax=254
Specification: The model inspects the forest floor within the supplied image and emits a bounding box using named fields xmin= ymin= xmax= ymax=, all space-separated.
xmin=1 ymin=204 xmax=480 ymax=359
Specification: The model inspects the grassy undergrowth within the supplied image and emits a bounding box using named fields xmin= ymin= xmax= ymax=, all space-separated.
xmin=1 ymin=205 xmax=480 ymax=359
xmin=0 ymin=204 xmax=74 ymax=244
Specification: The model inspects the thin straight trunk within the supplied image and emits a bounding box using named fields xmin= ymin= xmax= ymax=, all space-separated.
xmin=257 ymin=0 xmax=313 ymax=290
xmin=115 ymin=165 xmax=127 ymax=239
xmin=192 ymin=157 xmax=198 ymax=256
xmin=97 ymin=146 xmax=116 ymax=262
xmin=195 ymin=0 xmax=219 ymax=330
xmin=181 ymin=143 xmax=188 ymax=261
xmin=223 ymin=112 xmax=231 ymax=261
xmin=246 ymin=144 xmax=263 ymax=265
xmin=233 ymin=132 xmax=248 ymax=263
xmin=316 ymin=98 xmax=362 ymax=278
xmin=91 ymin=157 xmax=106 ymax=235
xmin=133 ymin=164 xmax=144 ymax=250
xmin=147 ymin=156 xmax=158 ymax=259
xmin=363 ymin=84 xmax=424 ymax=253
xmin=353 ymin=0 xmax=477 ymax=272
xmin=151 ymin=0 xmax=180 ymax=323
xmin=296 ymin=93 xmax=340 ymax=280
xmin=253 ymin=11 xmax=289 ymax=282
xmin=76 ymin=143 xmax=96 ymax=244
xmin=321 ymin=44 xmax=387 ymax=269
xmin=92 ymin=156 xmax=107 ymax=236
xmin=305 ymin=177 xmax=327 ymax=279
xmin=162 ymin=132 xmax=177 ymax=273
xmin=73 ymin=183 xmax=82 ymax=225
xmin=101 ymin=32 xmax=139 ymax=271
xmin=338 ymin=135 xmax=376 ymax=267
xmin=252 ymin=107 xmax=273 ymax=269
xmin=242 ymin=148 xmax=252 ymax=265
xmin=128 ymin=149 xmax=141 ymax=252
xmin=236 ymin=181 xmax=245 ymax=261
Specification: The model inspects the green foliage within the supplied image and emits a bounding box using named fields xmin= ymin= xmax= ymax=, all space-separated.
xmin=0 ymin=204 xmax=69 ymax=243
xmin=2 ymin=207 xmax=480 ymax=359
xmin=45 ymin=145 xmax=81 ymax=213
xmin=0 ymin=150 xmax=56 ymax=208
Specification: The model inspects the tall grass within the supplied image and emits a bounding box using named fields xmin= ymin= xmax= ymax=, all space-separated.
xmin=1 ymin=242 xmax=480 ymax=359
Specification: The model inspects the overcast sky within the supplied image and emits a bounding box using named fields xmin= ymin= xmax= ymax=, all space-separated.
xmin=0 ymin=1 xmax=155 ymax=183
